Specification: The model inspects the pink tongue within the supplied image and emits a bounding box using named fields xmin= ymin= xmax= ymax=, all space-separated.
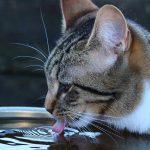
xmin=52 ymin=120 xmax=66 ymax=134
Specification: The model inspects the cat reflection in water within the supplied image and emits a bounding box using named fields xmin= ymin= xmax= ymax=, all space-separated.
xmin=44 ymin=0 xmax=150 ymax=135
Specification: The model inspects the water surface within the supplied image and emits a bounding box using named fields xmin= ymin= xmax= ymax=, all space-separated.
xmin=1 ymin=126 xmax=150 ymax=150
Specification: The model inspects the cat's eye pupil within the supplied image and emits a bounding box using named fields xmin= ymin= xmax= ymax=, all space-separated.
xmin=58 ymin=83 xmax=71 ymax=94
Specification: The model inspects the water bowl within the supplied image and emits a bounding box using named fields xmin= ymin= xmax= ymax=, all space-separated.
xmin=0 ymin=107 xmax=81 ymax=149
xmin=0 ymin=107 xmax=147 ymax=150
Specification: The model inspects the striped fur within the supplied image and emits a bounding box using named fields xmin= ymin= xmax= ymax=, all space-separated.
xmin=44 ymin=0 xmax=150 ymax=134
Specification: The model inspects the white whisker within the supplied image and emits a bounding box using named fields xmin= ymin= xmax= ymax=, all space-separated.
xmin=74 ymin=112 xmax=120 ymax=134
xmin=92 ymin=120 xmax=120 ymax=134
xmin=76 ymin=113 xmax=122 ymax=140
xmin=24 ymin=65 xmax=44 ymax=69
xmin=79 ymin=127 xmax=89 ymax=142
xmin=80 ymin=125 xmax=98 ymax=144
xmin=32 ymin=69 xmax=44 ymax=72
xmin=40 ymin=9 xmax=50 ymax=55
xmin=76 ymin=112 xmax=121 ymax=119
xmin=68 ymin=114 xmax=88 ymax=142
xmin=11 ymin=43 xmax=47 ymax=60
xmin=71 ymin=111 xmax=123 ymax=141
xmin=36 ymin=95 xmax=46 ymax=101
xmin=69 ymin=110 xmax=106 ymax=122
xmin=13 ymin=56 xmax=45 ymax=64
xmin=74 ymin=113 xmax=118 ymax=144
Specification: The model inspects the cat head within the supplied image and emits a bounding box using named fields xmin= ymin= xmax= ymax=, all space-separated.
xmin=44 ymin=0 xmax=144 ymax=133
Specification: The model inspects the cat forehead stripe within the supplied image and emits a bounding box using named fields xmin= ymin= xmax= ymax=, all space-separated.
xmin=45 ymin=1 xmax=150 ymax=136
xmin=45 ymin=15 xmax=95 ymax=75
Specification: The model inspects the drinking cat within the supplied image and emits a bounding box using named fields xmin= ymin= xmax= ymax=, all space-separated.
xmin=44 ymin=0 xmax=150 ymax=135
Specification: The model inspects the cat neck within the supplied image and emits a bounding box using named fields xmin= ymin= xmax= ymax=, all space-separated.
xmin=108 ymin=79 xmax=150 ymax=134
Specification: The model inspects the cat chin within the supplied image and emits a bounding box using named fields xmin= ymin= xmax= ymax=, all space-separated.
xmin=69 ymin=114 xmax=94 ymax=129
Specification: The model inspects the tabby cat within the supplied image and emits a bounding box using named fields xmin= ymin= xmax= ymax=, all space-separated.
xmin=44 ymin=0 xmax=150 ymax=135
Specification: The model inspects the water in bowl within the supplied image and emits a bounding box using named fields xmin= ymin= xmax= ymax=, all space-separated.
xmin=0 ymin=126 xmax=102 ymax=150
xmin=1 ymin=125 xmax=150 ymax=150
xmin=0 ymin=126 xmax=150 ymax=150
xmin=0 ymin=107 xmax=150 ymax=150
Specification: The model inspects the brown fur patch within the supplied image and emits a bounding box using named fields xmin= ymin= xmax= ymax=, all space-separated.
xmin=128 ymin=28 xmax=150 ymax=77
xmin=45 ymin=1 xmax=150 ymax=134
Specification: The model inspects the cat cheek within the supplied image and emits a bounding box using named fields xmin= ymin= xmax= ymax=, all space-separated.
xmin=67 ymin=54 xmax=117 ymax=77
xmin=88 ymin=50 xmax=118 ymax=72
xmin=67 ymin=66 xmax=88 ymax=77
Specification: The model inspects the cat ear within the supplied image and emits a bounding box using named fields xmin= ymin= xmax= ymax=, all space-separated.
xmin=88 ymin=5 xmax=131 ymax=54
xmin=61 ymin=0 xmax=98 ymax=29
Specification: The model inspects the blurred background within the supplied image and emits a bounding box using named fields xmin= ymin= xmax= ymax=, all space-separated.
xmin=0 ymin=0 xmax=149 ymax=107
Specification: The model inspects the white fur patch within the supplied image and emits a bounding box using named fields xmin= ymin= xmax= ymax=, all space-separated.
xmin=107 ymin=80 xmax=150 ymax=134
xmin=70 ymin=114 xmax=94 ymax=128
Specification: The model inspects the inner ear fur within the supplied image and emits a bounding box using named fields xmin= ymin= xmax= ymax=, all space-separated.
xmin=61 ymin=0 xmax=98 ymax=29
xmin=88 ymin=5 xmax=131 ymax=54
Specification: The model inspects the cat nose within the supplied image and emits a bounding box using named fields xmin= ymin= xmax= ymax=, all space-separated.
xmin=45 ymin=91 xmax=56 ymax=115
xmin=57 ymin=83 xmax=71 ymax=96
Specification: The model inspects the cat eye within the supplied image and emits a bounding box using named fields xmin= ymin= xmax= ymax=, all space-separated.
xmin=58 ymin=82 xmax=72 ymax=95
xmin=74 ymin=83 xmax=116 ymax=97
